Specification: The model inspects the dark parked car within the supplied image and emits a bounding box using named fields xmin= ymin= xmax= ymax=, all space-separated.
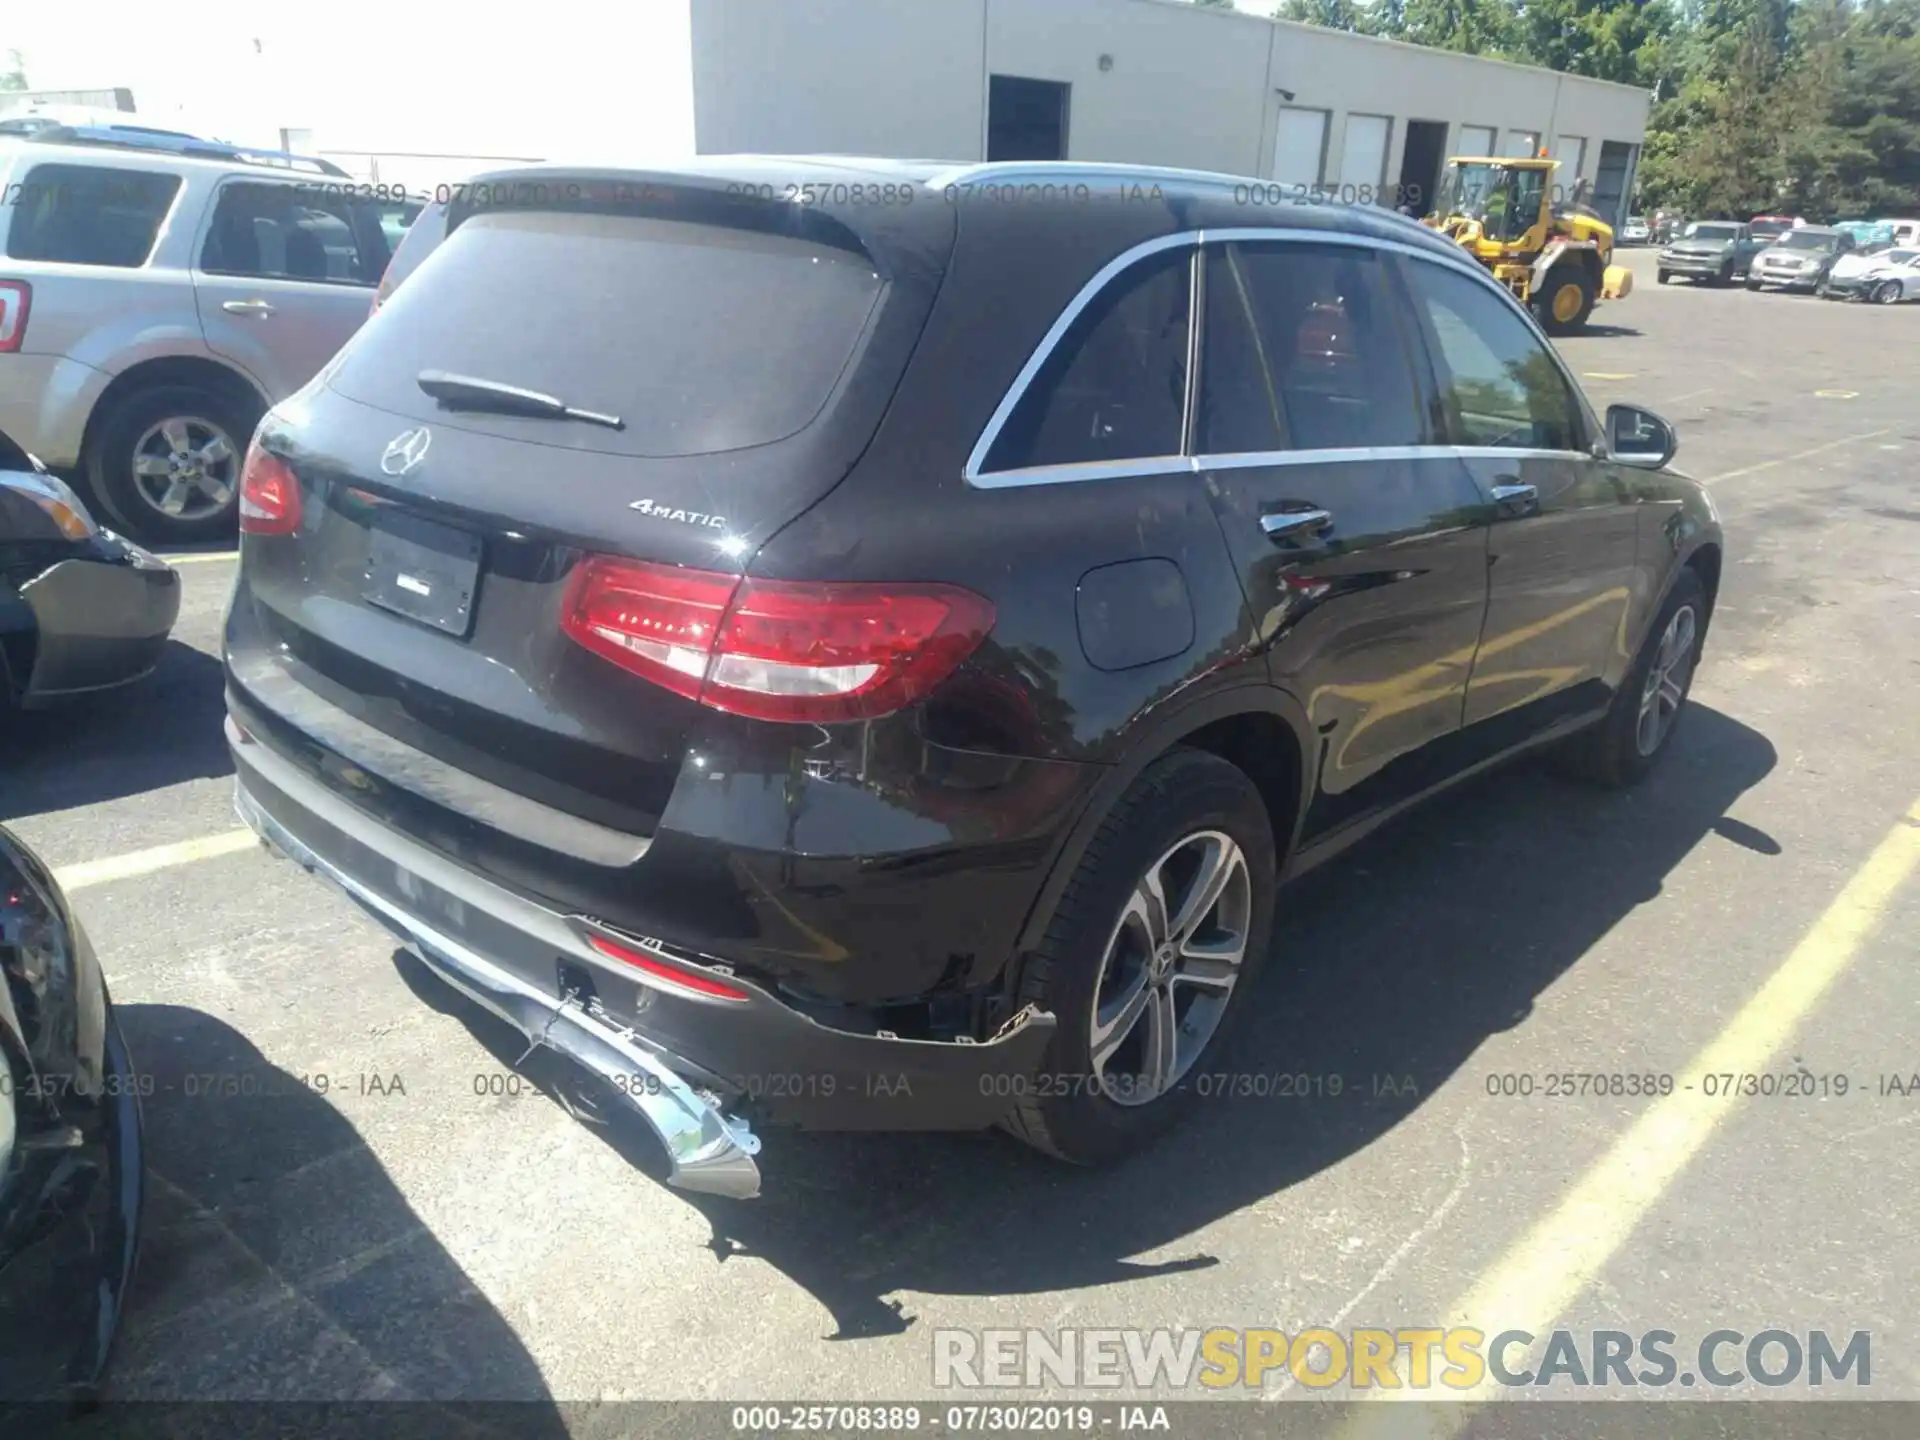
xmin=1747 ymin=226 xmax=1855 ymax=293
xmin=0 ymin=825 xmax=145 ymax=1404
xmin=1657 ymin=220 xmax=1764 ymax=285
xmin=224 ymin=159 xmax=1723 ymax=1198
xmin=1 ymin=428 xmax=179 ymax=709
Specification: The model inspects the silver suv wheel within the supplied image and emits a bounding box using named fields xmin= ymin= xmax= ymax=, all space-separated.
xmin=1089 ymin=828 xmax=1252 ymax=1107
xmin=131 ymin=415 xmax=239 ymax=521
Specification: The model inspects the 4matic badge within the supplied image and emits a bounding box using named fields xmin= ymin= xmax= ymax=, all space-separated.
xmin=629 ymin=498 xmax=727 ymax=529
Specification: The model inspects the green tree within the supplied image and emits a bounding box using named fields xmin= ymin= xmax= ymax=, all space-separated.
xmin=1275 ymin=0 xmax=1367 ymax=28
xmin=1402 ymin=0 xmax=1516 ymax=55
xmin=1 ymin=49 xmax=27 ymax=91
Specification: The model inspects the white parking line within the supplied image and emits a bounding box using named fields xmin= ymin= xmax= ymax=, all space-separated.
xmin=1703 ymin=428 xmax=1891 ymax=486
xmin=53 ymin=827 xmax=258 ymax=893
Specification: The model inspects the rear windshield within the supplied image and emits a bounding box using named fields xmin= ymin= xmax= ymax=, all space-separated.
xmin=329 ymin=210 xmax=886 ymax=457
xmin=5 ymin=162 xmax=181 ymax=267
xmin=1780 ymin=231 xmax=1836 ymax=250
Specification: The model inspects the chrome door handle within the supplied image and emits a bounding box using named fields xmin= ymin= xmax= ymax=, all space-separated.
xmin=1490 ymin=480 xmax=1538 ymax=513
xmin=222 ymin=299 xmax=276 ymax=317
xmin=1260 ymin=508 xmax=1334 ymax=543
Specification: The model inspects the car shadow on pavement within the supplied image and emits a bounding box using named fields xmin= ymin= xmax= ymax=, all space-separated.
xmin=0 ymin=642 xmax=232 ymax=821
xmin=379 ymin=705 xmax=1776 ymax=1345
xmin=70 ymin=1004 xmax=567 ymax=1437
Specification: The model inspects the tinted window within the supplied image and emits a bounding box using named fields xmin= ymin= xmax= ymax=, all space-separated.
xmin=372 ymin=199 xmax=448 ymax=303
xmin=1685 ymin=224 xmax=1738 ymax=241
xmin=1780 ymin=231 xmax=1838 ymax=252
xmin=5 ymin=163 xmax=180 ymax=267
xmin=1198 ymin=242 xmax=1421 ymax=454
xmin=984 ymin=248 xmax=1191 ymax=472
xmin=330 ymin=210 xmax=886 ymax=458
xmin=200 ymin=182 xmax=392 ymax=284
xmin=1411 ymin=262 xmax=1585 ymax=452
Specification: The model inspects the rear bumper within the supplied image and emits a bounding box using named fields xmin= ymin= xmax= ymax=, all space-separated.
xmin=18 ymin=537 xmax=179 ymax=705
xmin=228 ymin=717 xmax=1056 ymax=1198
xmin=1657 ymin=254 xmax=1733 ymax=276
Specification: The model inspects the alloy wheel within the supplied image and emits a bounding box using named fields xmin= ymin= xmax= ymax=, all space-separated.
xmin=131 ymin=415 xmax=240 ymax=521
xmin=1088 ymin=829 xmax=1253 ymax=1107
xmin=1874 ymin=280 xmax=1903 ymax=305
xmin=1635 ymin=604 xmax=1698 ymax=757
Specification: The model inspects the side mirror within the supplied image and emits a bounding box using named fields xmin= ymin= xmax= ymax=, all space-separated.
xmin=1605 ymin=404 xmax=1678 ymax=469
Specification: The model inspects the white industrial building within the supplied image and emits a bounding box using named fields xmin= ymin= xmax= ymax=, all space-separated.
xmin=199 ymin=0 xmax=1651 ymax=228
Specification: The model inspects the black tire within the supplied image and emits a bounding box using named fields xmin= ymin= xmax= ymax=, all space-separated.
xmin=1003 ymin=749 xmax=1278 ymax=1165
xmin=1656 ymin=270 xmax=1671 ymax=285
xmin=1745 ymin=277 xmax=1762 ymax=291
xmin=1554 ymin=568 xmax=1708 ymax=789
xmin=1536 ymin=265 xmax=1596 ymax=335
xmin=85 ymin=383 xmax=261 ymax=545
xmin=1716 ymin=262 xmax=1734 ymax=286
xmin=1873 ymin=279 xmax=1904 ymax=305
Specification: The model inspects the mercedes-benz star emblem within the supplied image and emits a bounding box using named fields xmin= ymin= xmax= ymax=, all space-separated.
xmin=380 ymin=426 xmax=432 ymax=476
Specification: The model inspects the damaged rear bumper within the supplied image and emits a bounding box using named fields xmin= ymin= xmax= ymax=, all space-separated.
xmin=228 ymin=717 xmax=1056 ymax=1199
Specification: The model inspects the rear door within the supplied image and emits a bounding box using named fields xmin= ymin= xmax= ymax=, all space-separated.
xmin=1193 ymin=237 xmax=1492 ymax=842
xmin=192 ymin=179 xmax=390 ymax=400
xmin=1398 ymin=253 xmax=1639 ymax=737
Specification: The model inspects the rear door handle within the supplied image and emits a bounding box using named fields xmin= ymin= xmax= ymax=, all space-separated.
xmin=222 ymin=299 xmax=276 ymax=317
xmin=1260 ymin=508 xmax=1334 ymax=544
xmin=1489 ymin=480 xmax=1538 ymax=515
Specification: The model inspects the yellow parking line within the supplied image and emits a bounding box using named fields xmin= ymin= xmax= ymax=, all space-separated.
xmin=1703 ymin=428 xmax=1890 ymax=486
xmin=1331 ymin=795 xmax=1920 ymax=1431
xmin=53 ymin=827 xmax=258 ymax=893
xmin=158 ymin=551 xmax=239 ymax=565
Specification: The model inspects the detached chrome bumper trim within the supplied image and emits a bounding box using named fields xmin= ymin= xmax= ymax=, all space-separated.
xmin=234 ymin=772 xmax=762 ymax=1200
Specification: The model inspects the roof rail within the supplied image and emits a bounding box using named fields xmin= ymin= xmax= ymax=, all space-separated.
xmin=32 ymin=125 xmax=351 ymax=178
xmin=925 ymin=160 xmax=1261 ymax=194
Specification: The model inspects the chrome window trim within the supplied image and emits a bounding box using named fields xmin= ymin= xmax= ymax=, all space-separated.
xmin=1192 ymin=444 xmax=1591 ymax=473
xmin=965 ymin=455 xmax=1197 ymax=490
xmin=964 ymin=226 xmax=1501 ymax=489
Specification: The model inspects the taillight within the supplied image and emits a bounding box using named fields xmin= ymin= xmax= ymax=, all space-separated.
xmin=561 ymin=556 xmax=994 ymax=723
xmin=585 ymin=932 xmax=750 ymax=1002
xmin=237 ymin=444 xmax=302 ymax=535
xmin=0 ymin=281 xmax=30 ymax=354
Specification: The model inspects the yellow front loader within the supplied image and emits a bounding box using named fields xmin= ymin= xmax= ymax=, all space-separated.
xmin=1423 ymin=155 xmax=1632 ymax=334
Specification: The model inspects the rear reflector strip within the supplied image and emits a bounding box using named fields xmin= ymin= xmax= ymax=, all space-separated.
xmin=586 ymin=932 xmax=751 ymax=1002
xmin=0 ymin=281 xmax=30 ymax=354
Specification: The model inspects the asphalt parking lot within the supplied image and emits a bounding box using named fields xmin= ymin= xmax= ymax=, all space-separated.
xmin=4 ymin=243 xmax=1919 ymax=1423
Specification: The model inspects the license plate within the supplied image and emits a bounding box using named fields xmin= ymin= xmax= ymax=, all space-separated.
xmin=363 ymin=510 xmax=482 ymax=637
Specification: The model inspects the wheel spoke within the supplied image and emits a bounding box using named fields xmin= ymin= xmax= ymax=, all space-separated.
xmin=133 ymin=453 xmax=172 ymax=478
xmin=1139 ymin=985 xmax=1179 ymax=1097
xmin=1658 ymin=672 xmax=1685 ymax=710
xmin=1091 ymin=970 xmax=1153 ymax=1073
xmin=158 ymin=478 xmax=192 ymax=516
xmin=1165 ymin=835 xmax=1238 ymax=944
xmin=1172 ymin=942 xmax=1242 ymax=994
xmin=197 ymin=473 xmax=235 ymax=504
xmin=1136 ymin=866 xmax=1172 ymax=949
xmin=160 ymin=418 xmax=193 ymax=455
xmin=197 ymin=433 xmax=234 ymax=469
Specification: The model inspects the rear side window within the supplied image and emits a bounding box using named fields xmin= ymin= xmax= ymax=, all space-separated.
xmin=983 ymin=248 xmax=1191 ymax=473
xmin=200 ymin=182 xmax=395 ymax=285
xmin=1198 ymin=242 xmax=1422 ymax=454
xmin=330 ymin=210 xmax=886 ymax=457
xmin=1410 ymin=262 xmax=1585 ymax=452
xmin=5 ymin=164 xmax=180 ymax=268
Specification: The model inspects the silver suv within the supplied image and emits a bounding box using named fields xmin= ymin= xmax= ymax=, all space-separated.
xmin=0 ymin=127 xmax=418 ymax=543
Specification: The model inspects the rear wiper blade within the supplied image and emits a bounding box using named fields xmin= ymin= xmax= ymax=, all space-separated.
xmin=416 ymin=370 xmax=624 ymax=430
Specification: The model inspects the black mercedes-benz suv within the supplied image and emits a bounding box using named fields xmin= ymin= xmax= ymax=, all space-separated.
xmin=224 ymin=158 xmax=1723 ymax=1199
